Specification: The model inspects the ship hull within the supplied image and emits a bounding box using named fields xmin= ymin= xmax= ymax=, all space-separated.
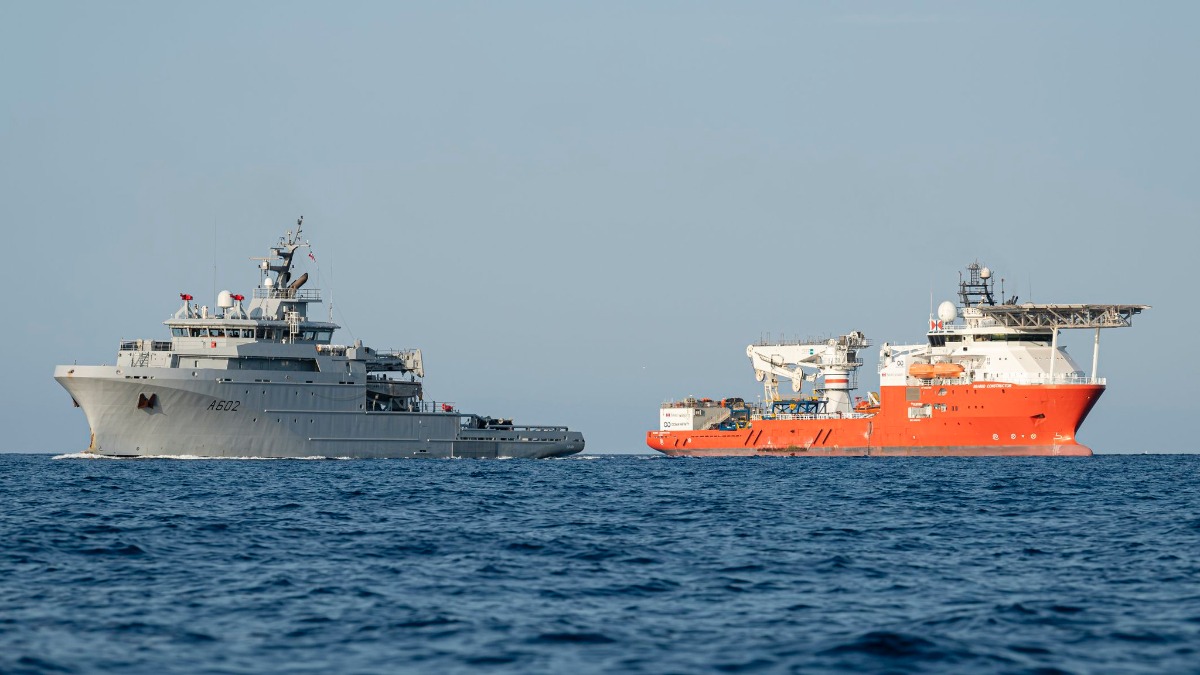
xmin=648 ymin=383 xmax=1102 ymax=458
xmin=648 ymin=445 xmax=1091 ymax=457
xmin=56 ymin=366 xmax=583 ymax=459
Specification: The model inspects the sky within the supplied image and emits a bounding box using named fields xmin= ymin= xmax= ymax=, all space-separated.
xmin=2 ymin=1 xmax=1196 ymax=454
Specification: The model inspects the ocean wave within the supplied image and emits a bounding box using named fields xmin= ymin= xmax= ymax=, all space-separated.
xmin=4 ymin=453 xmax=1199 ymax=674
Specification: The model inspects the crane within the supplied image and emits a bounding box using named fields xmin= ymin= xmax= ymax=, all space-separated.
xmin=746 ymin=331 xmax=870 ymax=415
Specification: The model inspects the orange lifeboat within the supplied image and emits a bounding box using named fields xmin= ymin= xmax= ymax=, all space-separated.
xmin=908 ymin=363 xmax=937 ymax=379
xmin=932 ymin=362 xmax=965 ymax=378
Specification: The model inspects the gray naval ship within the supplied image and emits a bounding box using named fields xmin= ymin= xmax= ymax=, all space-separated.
xmin=53 ymin=218 xmax=585 ymax=459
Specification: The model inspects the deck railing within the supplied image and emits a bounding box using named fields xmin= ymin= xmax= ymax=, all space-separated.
xmin=118 ymin=339 xmax=173 ymax=352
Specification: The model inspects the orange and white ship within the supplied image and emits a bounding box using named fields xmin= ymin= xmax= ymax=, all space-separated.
xmin=647 ymin=262 xmax=1148 ymax=457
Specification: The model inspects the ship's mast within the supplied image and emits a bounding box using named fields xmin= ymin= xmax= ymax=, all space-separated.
xmin=958 ymin=262 xmax=996 ymax=307
xmin=246 ymin=216 xmax=324 ymax=329
xmin=267 ymin=216 xmax=307 ymax=288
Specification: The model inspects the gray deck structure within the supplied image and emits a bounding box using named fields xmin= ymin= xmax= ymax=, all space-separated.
xmin=54 ymin=218 xmax=584 ymax=459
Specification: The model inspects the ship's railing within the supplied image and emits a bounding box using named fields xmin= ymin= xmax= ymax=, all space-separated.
xmin=905 ymin=376 xmax=973 ymax=386
xmin=973 ymin=373 xmax=1106 ymax=386
xmin=253 ymin=287 xmax=322 ymax=302
xmin=751 ymin=412 xmax=874 ymax=421
xmin=752 ymin=335 xmax=873 ymax=349
xmin=461 ymin=425 xmax=571 ymax=432
xmin=906 ymin=373 xmax=1106 ymax=386
xmin=661 ymin=399 xmax=733 ymax=409
xmin=119 ymin=339 xmax=173 ymax=352
xmin=373 ymin=349 xmax=420 ymax=360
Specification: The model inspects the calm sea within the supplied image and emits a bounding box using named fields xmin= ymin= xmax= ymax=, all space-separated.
xmin=2 ymin=453 xmax=1197 ymax=674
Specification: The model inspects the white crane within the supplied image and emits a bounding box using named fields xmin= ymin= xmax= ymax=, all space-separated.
xmin=746 ymin=331 xmax=870 ymax=414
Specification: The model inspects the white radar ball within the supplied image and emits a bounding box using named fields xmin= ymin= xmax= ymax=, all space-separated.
xmin=937 ymin=301 xmax=957 ymax=323
xmin=980 ymin=266 xmax=991 ymax=279
xmin=217 ymin=290 xmax=233 ymax=309
xmin=263 ymin=277 xmax=274 ymax=288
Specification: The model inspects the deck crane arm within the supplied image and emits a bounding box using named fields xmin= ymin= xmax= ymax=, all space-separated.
xmin=745 ymin=331 xmax=870 ymax=414
xmin=746 ymin=344 xmax=822 ymax=401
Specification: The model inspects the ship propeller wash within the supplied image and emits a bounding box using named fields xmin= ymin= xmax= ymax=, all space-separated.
xmin=55 ymin=218 xmax=584 ymax=458
xmin=648 ymin=262 xmax=1147 ymax=457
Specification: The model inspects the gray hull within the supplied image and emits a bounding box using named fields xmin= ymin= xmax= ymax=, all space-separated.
xmin=55 ymin=366 xmax=584 ymax=459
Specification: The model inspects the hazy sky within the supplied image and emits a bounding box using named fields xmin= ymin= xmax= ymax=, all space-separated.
xmin=3 ymin=2 xmax=1196 ymax=454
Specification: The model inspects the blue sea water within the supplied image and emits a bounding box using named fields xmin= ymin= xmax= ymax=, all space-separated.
xmin=1 ymin=453 xmax=1198 ymax=674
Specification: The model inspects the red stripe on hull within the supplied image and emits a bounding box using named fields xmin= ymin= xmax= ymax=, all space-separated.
xmin=647 ymin=383 xmax=1103 ymax=458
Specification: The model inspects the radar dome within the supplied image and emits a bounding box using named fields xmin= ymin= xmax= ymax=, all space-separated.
xmin=217 ymin=290 xmax=233 ymax=309
xmin=937 ymin=300 xmax=957 ymax=323
xmin=980 ymin=266 xmax=991 ymax=279
xmin=263 ymin=277 xmax=274 ymax=288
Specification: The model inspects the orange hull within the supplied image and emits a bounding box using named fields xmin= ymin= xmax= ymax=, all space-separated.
xmin=647 ymin=383 xmax=1102 ymax=457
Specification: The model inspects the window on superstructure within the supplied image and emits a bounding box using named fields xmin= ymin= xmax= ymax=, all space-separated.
xmin=172 ymin=328 xmax=186 ymax=337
